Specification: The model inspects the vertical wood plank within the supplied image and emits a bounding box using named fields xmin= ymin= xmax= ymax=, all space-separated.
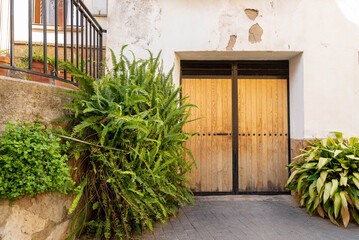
xmin=272 ymin=80 xmax=279 ymax=191
xmin=256 ymin=79 xmax=263 ymax=191
xmin=267 ymin=80 xmax=274 ymax=191
xmin=245 ymin=79 xmax=252 ymax=191
xmin=238 ymin=79 xmax=246 ymax=191
xmin=224 ymin=79 xmax=232 ymax=191
xmin=277 ymin=79 xmax=284 ymax=190
xmin=261 ymin=79 xmax=268 ymax=191
xmin=251 ymin=79 xmax=257 ymax=191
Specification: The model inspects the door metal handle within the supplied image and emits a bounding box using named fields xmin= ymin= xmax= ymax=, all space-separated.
xmin=213 ymin=133 xmax=231 ymax=136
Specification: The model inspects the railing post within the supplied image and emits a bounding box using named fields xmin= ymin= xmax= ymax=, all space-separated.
xmin=99 ymin=33 xmax=103 ymax=77
xmin=28 ymin=0 xmax=33 ymax=70
xmin=43 ymin=0 xmax=48 ymax=74
xmin=10 ymin=0 xmax=14 ymax=66
xmin=81 ymin=11 xmax=84 ymax=72
xmin=71 ymin=0 xmax=74 ymax=82
xmin=76 ymin=2 xmax=79 ymax=70
xmin=55 ymin=0 xmax=59 ymax=76
xmin=64 ymin=0 xmax=67 ymax=79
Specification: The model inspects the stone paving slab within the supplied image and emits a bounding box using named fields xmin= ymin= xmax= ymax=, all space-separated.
xmin=140 ymin=195 xmax=359 ymax=240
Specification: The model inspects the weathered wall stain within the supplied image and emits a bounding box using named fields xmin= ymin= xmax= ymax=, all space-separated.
xmin=226 ymin=35 xmax=237 ymax=50
xmin=249 ymin=23 xmax=263 ymax=43
xmin=244 ymin=9 xmax=259 ymax=21
xmin=270 ymin=1 xmax=274 ymax=8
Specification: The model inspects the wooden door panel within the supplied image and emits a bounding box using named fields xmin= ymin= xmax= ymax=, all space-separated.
xmin=182 ymin=78 xmax=232 ymax=192
xmin=238 ymin=79 xmax=288 ymax=192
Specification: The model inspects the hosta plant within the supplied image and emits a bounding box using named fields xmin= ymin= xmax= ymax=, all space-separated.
xmin=56 ymin=46 xmax=196 ymax=240
xmin=286 ymin=132 xmax=359 ymax=227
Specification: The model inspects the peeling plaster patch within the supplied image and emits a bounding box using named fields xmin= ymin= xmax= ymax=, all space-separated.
xmin=248 ymin=23 xmax=263 ymax=43
xmin=244 ymin=9 xmax=259 ymax=21
xmin=270 ymin=1 xmax=274 ymax=8
xmin=226 ymin=35 xmax=237 ymax=51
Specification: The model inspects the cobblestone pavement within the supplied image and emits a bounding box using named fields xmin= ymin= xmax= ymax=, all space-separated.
xmin=140 ymin=195 xmax=359 ymax=240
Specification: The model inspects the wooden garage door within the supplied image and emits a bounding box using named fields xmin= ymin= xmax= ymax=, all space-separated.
xmin=182 ymin=77 xmax=288 ymax=193
xmin=182 ymin=78 xmax=232 ymax=192
xmin=238 ymin=79 xmax=288 ymax=192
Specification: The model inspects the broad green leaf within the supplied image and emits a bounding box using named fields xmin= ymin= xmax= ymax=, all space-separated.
xmin=353 ymin=178 xmax=359 ymax=190
xmin=306 ymin=199 xmax=312 ymax=212
xmin=323 ymin=182 xmax=332 ymax=204
xmin=353 ymin=172 xmax=359 ymax=179
xmin=313 ymin=196 xmax=320 ymax=210
xmin=330 ymin=131 xmax=343 ymax=143
xmin=320 ymin=171 xmax=328 ymax=182
xmin=306 ymin=148 xmax=318 ymax=161
xmin=317 ymin=177 xmax=324 ymax=194
xmin=308 ymin=182 xmax=316 ymax=204
xmin=318 ymin=158 xmax=329 ymax=169
xmin=300 ymin=197 xmax=305 ymax=207
xmin=321 ymin=139 xmax=327 ymax=148
xmin=352 ymin=209 xmax=359 ymax=224
xmin=340 ymin=191 xmax=348 ymax=208
xmin=296 ymin=174 xmax=308 ymax=193
xmin=286 ymin=170 xmax=298 ymax=186
xmin=333 ymin=193 xmax=341 ymax=219
xmin=344 ymin=191 xmax=353 ymax=207
xmin=340 ymin=176 xmax=348 ymax=187
xmin=346 ymin=155 xmax=359 ymax=160
xmin=334 ymin=150 xmax=342 ymax=158
xmin=328 ymin=207 xmax=340 ymax=226
xmin=341 ymin=163 xmax=349 ymax=170
xmin=304 ymin=162 xmax=317 ymax=169
xmin=354 ymin=198 xmax=359 ymax=210
xmin=330 ymin=179 xmax=338 ymax=197
xmin=349 ymin=137 xmax=358 ymax=147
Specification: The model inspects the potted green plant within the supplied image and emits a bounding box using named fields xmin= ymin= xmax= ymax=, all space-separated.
xmin=17 ymin=45 xmax=55 ymax=84
xmin=0 ymin=49 xmax=10 ymax=76
xmin=17 ymin=46 xmax=78 ymax=89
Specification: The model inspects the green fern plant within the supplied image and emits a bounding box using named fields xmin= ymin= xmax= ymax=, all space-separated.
xmin=55 ymin=46 xmax=196 ymax=240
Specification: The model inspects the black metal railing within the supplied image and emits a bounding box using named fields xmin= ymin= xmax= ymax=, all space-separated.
xmin=0 ymin=0 xmax=106 ymax=86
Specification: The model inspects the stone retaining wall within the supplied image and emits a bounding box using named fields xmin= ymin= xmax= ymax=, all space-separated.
xmin=0 ymin=76 xmax=75 ymax=240
xmin=0 ymin=194 xmax=75 ymax=240
xmin=0 ymin=75 xmax=71 ymax=131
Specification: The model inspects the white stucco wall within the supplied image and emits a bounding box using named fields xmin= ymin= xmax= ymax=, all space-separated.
xmin=103 ymin=0 xmax=359 ymax=139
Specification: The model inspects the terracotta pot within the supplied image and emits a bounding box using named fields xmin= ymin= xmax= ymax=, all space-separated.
xmin=56 ymin=70 xmax=78 ymax=90
xmin=0 ymin=56 xmax=10 ymax=76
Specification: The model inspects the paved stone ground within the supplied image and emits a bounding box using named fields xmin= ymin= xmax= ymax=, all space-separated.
xmin=140 ymin=195 xmax=359 ymax=240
